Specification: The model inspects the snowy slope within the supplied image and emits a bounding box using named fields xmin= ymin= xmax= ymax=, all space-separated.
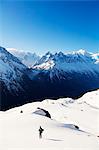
xmin=7 ymin=48 xmax=40 ymax=67
xmin=77 ymin=89 xmax=99 ymax=109
xmin=0 ymin=46 xmax=27 ymax=92
xmin=0 ymin=46 xmax=37 ymax=111
xmin=0 ymin=90 xmax=99 ymax=150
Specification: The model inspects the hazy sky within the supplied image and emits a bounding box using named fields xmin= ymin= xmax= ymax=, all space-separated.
xmin=0 ymin=0 xmax=99 ymax=55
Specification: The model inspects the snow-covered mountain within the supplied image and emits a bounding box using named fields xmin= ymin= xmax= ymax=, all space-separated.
xmin=0 ymin=47 xmax=26 ymax=91
xmin=0 ymin=46 xmax=35 ymax=110
xmin=7 ymin=48 xmax=40 ymax=67
xmin=30 ymin=50 xmax=99 ymax=99
xmin=0 ymin=47 xmax=99 ymax=110
xmin=0 ymin=89 xmax=99 ymax=149
xmin=33 ymin=50 xmax=99 ymax=73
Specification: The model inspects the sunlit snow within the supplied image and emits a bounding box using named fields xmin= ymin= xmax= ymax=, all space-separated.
xmin=0 ymin=90 xmax=99 ymax=150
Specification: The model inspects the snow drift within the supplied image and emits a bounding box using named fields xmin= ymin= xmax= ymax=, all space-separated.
xmin=0 ymin=89 xmax=99 ymax=150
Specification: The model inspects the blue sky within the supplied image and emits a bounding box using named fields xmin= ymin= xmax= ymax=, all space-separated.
xmin=0 ymin=0 xmax=99 ymax=55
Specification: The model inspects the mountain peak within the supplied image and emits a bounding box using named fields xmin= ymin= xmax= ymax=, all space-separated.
xmin=56 ymin=51 xmax=64 ymax=57
xmin=72 ymin=49 xmax=89 ymax=56
xmin=44 ymin=51 xmax=53 ymax=58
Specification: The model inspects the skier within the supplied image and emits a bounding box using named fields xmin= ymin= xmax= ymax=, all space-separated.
xmin=39 ymin=126 xmax=44 ymax=139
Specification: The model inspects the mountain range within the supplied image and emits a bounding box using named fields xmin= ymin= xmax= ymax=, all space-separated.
xmin=0 ymin=46 xmax=99 ymax=110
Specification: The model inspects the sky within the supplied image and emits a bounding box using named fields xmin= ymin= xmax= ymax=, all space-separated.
xmin=0 ymin=0 xmax=99 ymax=55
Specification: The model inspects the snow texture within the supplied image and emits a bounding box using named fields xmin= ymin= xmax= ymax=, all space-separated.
xmin=0 ymin=89 xmax=99 ymax=150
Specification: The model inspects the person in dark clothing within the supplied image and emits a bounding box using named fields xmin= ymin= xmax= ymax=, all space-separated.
xmin=39 ymin=126 xmax=44 ymax=139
